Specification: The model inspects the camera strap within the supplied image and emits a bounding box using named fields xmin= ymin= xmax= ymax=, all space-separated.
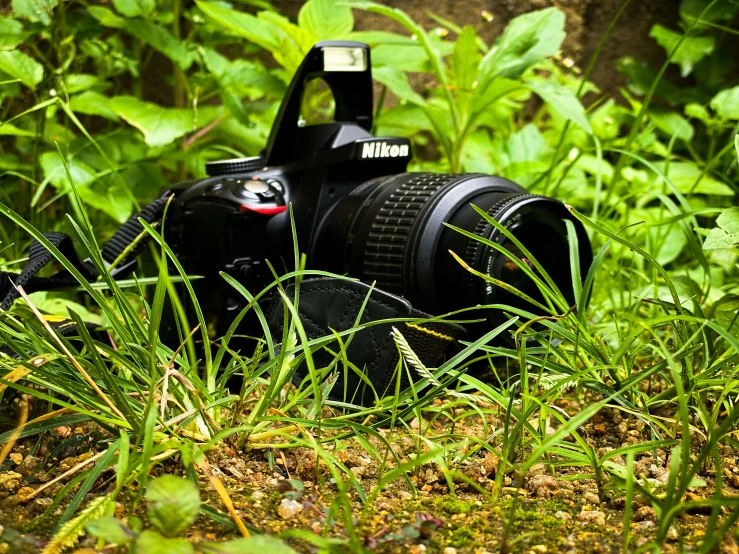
xmin=267 ymin=278 xmax=466 ymax=406
xmin=0 ymin=195 xmax=170 ymax=319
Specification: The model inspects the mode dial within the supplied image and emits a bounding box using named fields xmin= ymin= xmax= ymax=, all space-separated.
xmin=205 ymin=156 xmax=264 ymax=177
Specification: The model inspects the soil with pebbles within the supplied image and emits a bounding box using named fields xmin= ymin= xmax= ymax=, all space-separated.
xmin=1 ymin=399 xmax=739 ymax=553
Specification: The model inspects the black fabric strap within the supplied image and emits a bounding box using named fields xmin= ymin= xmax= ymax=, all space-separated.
xmin=0 ymin=196 xmax=169 ymax=312
xmin=267 ymin=278 xmax=466 ymax=406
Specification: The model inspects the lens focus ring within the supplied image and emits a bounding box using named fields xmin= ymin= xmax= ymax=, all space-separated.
xmin=363 ymin=173 xmax=461 ymax=294
xmin=462 ymin=193 xmax=538 ymax=303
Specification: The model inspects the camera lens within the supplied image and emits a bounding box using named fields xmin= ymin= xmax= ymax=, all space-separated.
xmin=313 ymin=173 xmax=592 ymax=331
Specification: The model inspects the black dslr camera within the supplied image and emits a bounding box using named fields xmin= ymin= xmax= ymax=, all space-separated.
xmin=163 ymin=41 xmax=592 ymax=402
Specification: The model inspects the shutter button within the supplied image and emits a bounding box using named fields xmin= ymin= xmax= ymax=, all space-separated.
xmin=243 ymin=180 xmax=270 ymax=194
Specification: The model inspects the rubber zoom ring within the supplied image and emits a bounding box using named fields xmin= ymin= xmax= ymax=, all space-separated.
xmin=363 ymin=173 xmax=462 ymax=294
xmin=461 ymin=193 xmax=539 ymax=304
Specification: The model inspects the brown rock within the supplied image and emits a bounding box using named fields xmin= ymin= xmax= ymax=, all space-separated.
xmin=527 ymin=474 xmax=559 ymax=498
xmin=577 ymin=510 xmax=606 ymax=526
xmin=0 ymin=472 xmax=23 ymax=492
xmin=16 ymin=456 xmax=41 ymax=476
xmin=634 ymin=506 xmax=656 ymax=522
xmin=15 ymin=486 xmax=35 ymax=503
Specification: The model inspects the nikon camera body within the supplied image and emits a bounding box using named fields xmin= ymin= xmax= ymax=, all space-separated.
xmin=163 ymin=41 xmax=592 ymax=364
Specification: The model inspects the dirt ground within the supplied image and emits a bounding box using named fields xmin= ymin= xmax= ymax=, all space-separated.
xmin=2 ymin=397 xmax=739 ymax=553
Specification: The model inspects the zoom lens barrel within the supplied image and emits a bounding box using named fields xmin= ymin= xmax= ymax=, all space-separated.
xmin=312 ymin=173 xmax=592 ymax=331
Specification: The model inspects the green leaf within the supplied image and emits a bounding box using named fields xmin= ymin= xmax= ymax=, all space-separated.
xmin=12 ymin=0 xmax=57 ymax=25
xmin=710 ymin=86 xmax=739 ymax=120
xmin=649 ymin=108 xmax=694 ymax=141
xmin=649 ymin=24 xmax=714 ymax=78
xmin=680 ymin=0 xmax=739 ymax=28
xmin=526 ymin=79 xmax=592 ymax=133
xmin=0 ymin=17 xmax=28 ymax=50
xmin=69 ymin=91 xmax=120 ymax=121
xmin=146 ymin=476 xmax=201 ymax=537
xmin=451 ymin=25 xmax=480 ymax=92
xmin=198 ymin=536 xmax=299 ymax=554
xmin=200 ymin=48 xmax=286 ymax=97
xmin=124 ymin=19 xmax=196 ymax=70
xmin=0 ymin=50 xmax=43 ymax=89
xmin=298 ymin=0 xmax=353 ymax=40
xmin=478 ymin=7 xmax=565 ymax=83
xmin=85 ymin=516 xmax=135 ymax=545
xmin=113 ymin=0 xmax=155 ymax=18
xmin=40 ymin=152 xmax=134 ymax=222
xmin=703 ymin=207 xmax=739 ymax=250
xmin=0 ymin=122 xmax=35 ymax=137
xmin=657 ymin=161 xmax=735 ymax=196
xmin=195 ymin=1 xmax=282 ymax=55
xmin=109 ymin=96 xmax=218 ymax=147
xmin=372 ymin=65 xmax=426 ymax=106
xmin=137 ymin=530 xmax=194 ymax=554
xmin=87 ymin=6 xmax=125 ymax=28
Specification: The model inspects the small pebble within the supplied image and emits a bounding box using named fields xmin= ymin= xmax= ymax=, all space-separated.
xmin=277 ymin=498 xmax=303 ymax=519
xmin=582 ymin=492 xmax=600 ymax=505
xmin=251 ymin=490 xmax=265 ymax=501
xmin=0 ymin=472 xmax=23 ymax=493
xmin=9 ymin=453 xmax=22 ymax=465
xmin=531 ymin=546 xmax=548 ymax=553
xmin=634 ymin=506 xmax=656 ymax=522
xmin=577 ymin=510 xmax=606 ymax=526
xmin=443 ymin=548 xmax=457 ymax=554
xmin=667 ymin=526 xmax=679 ymax=541
xmin=554 ymin=510 xmax=571 ymax=521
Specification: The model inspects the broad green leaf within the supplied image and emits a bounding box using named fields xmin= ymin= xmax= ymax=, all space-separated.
xmin=12 ymin=0 xmax=57 ymax=25
xmin=124 ymin=19 xmax=196 ymax=70
xmin=0 ymin=50 xmax=43 ymax=89
xmin=526 ymin=79 xmax=592 ymax=133
xmin=0 ymin=122 xmax=35 ymax=137
xmin=200 ymin=48 xmax=287 ymax=97
xmin=713 ymin=294 xmax=739 ymax=337
xmin=478 ymin=7 xmax=565 ymax=84
xmin=681 ymin=0 xmax=739 ymax=28
xmin=28 ymin=292 xmax=104 ymax=326
xmin=0 ymin=17 xmax=28 ymax=50
xmin=658 ymin=161 xmax=734 ymax=196
xmin=85 ymin=516 xmax=135 ymax=544
xmin=576 ymin=153 xmax=614 ymax=182
xmin=40 ymin=152 xmax=134 ymax=222
xmin=685 ymin=102 xmax=713 ymax=124
xmin=298 ymin=0 xmax=353 ymax=40
xmin=451 ymin=25 xmax=480 ymax=92
xmin=137 ymin=531 xmax=194 ymax=554
xmin=649 ymin=24 xmax=714 ymax=77
xmin=710 ymin=86 xmax=739 ymax=120
xmin=199 ymin=536 xmax=298 ymax=554
xmin=40 ymin=152 xmax=96 ymax=190
xmin=87 ymin=6 xmax=125 ymax=28
xmin=64 ymin=74 xmax=105 ymax=94
xmin=146 ymin=476 xmax=201 ymax=537
xmin=113 ymin=0 xmax=155 ymax=18
xmin=490 ymin=123 xmax=552 ymax=185
xmin=196 ymin=1 xmax=283 ymax=56
xmin=109 ymin=96 xmax=219 ymax=147
xmin=372 ymin=65 xmax=426 ymax=106
xmin=703 ymin=207 xmax=739 ymax=251
xmin=649 ymin=108 xmax=694 ymax=141
xmin=461 ymin=130 xmax=495 ymax=174
xmin=616 ymin=56 xmax=698 ymax=107
xmin=69 ymin=91 xmax=120 ymax=121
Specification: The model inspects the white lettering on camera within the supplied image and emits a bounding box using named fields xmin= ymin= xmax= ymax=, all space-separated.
xmin=361 ymin=142 xmax=409 ymax=159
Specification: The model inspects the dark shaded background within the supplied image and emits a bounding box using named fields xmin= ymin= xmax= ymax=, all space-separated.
xmin=275 ymin=0 xmax=679 ymax=98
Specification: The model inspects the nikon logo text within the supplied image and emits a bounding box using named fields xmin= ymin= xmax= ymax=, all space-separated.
xmin=361 ymin=142 xmax=409 ymax=159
